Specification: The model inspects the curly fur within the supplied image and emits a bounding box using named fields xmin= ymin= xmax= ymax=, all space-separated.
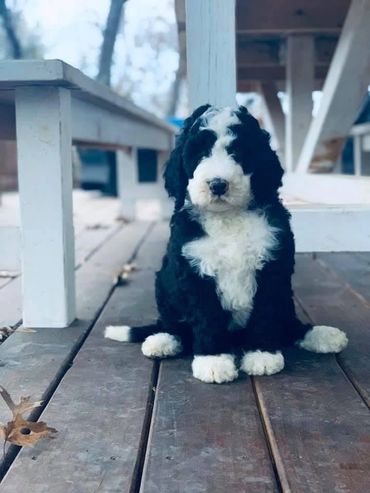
xmin=106 ymin=105 xmax=348 ymax=383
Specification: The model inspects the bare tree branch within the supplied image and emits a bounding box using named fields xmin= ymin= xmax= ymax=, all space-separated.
xmin=97 ymin=0 xmax=127 ymax=86
xmin=0 ymin=0 xmax=23 ymax=59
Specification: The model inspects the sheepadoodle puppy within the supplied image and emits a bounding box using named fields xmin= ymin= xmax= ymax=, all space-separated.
xmin=106 ymin=105 xmax=348 ymax=383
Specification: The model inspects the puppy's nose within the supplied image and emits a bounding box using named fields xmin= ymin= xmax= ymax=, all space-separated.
xmin=208 ymin=178 xmax=229 ymax=197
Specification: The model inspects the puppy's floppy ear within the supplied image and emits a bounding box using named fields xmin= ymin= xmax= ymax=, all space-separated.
xmin=236 ymin=106 xmax=284 ymax=203
xmin=251 ymin=130 xmax=284 ymax=204
xmin=164 ymin=104 xmax=211 ymax=210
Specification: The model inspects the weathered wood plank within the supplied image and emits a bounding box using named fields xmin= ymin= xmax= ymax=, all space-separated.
xmin=0 ymin=215 xmax=125 ymax=328
xmin=140 ymin=363 xmax=278 ymax=492
xmin=294 ymin=253 xmax=370 ymax=407
xmin=316 ymin=252 xmax=370 ymax=304
xmin=248 ymin=259 xmax=370 ymax=492
xmin=0 ymin=221 xmax=149 ymax=462
xmin=254 ymin=346 xmax=370 ymax=493
xmin=0 ymin=223 xmax=168 ymax=492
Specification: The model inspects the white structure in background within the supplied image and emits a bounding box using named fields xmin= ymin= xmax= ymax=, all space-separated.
xmin=185 ymin=0 xmax=370 ymax=252
xmin=0 ymin=60 xmax=174 ymax=328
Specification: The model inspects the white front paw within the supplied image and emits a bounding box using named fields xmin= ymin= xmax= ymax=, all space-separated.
xmin=298 ymin=325 xmax=348 ymax=353
xmin=241 ymin=350 xmax=284 ymax=376
xmin=141 ymin=333 xmax=182 ymax=358
xmin=192 ymin=354 xmax=238 ymax=384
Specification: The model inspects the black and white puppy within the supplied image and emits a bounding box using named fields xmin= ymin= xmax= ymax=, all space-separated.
xmin=106 ymin=105 xmax=348 ymax=384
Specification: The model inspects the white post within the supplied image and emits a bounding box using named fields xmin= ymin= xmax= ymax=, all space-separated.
xmin=15 ymin=86 xmax=75 ymax=328
xmin=353 ymin=135 xmax=363 ymax=176
xmin=259 ymin=82 xmax=285 ymax=157
xmin=117 ymin=148 xmax=137 ymax=220
xmin=186 ymin=0 xmax=237 ymax=110
xmin=117 ymin=148 xmax=172 ymax=220
xmin=297 ymin=0 xmax=370 ymax=173
xmin=285 ymin=35 xmax=314 ymax=172
xmin=117 ymin=147 xmax=171 ymax=220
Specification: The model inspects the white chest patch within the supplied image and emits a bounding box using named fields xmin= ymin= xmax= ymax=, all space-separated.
xmin=182 ymin=210 xmax=279 ymax=325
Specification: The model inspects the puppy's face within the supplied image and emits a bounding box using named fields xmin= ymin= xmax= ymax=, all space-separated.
xmin=164 ymin=105 xmax=283 ymax=211
xmin=184 ymin=108 xmax=252 ymax=212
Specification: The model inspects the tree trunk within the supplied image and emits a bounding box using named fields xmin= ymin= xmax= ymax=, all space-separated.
xmin=167 ymin=67 xmax=182 ymax=117
xmin=97 ymin=0 xmax=127 ymax=86
xmin=0 ymin=0 xmax=23 ymax=58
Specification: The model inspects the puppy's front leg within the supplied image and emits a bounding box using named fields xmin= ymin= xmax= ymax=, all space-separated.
xmin=190 ymin=312 xmax=238 ymax=384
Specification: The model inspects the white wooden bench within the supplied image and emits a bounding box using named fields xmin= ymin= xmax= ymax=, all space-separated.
xmin=0 ymin=60 xmax=174 ymax=329
xmin=351 ymin=122 xmax=370 ymax=175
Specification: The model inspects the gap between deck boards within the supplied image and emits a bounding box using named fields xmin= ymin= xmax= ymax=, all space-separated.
xmin=0 ymin=214 xmax=127 ymax=328
xmin=2 ymin=243 xmax=370 ymax=492
xmin=0 ymin=221 xmax=154 ymax=481
xmin=294 ymin=253 xmax=370 ymax=410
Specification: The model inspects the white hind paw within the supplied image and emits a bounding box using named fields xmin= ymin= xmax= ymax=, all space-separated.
xmin=141 ymin=333 xmax=182 ymax=358
xmin=298 ymin=325 xmax=348 ymax=353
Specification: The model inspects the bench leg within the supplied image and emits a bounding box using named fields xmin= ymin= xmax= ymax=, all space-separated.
xmin=117 ymin=148 xmax=136 ymax=220
xmin=117 ymin=148 xmax=172 ymax=220
xmin=15 ymin=87 xmax=76 ymax=328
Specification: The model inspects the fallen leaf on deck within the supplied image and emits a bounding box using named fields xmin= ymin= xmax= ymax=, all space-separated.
xmin=0 ymin=326 xmax=36 ymax=344
xmin=0 ymin=327 xmax=13 ymax=342
xmin=16 ymin=327 xmax=37 ymax=334
xmin=0 ymin=387 xmax=57 ymax=450
xmin=115 ymin=215 xmax=130 ymax=224
xmin=116 ymin=262 xmax=138 ymax=285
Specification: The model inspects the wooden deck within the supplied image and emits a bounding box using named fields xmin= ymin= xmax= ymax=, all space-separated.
xmin=0 ymin=212 xmax=370 ymax=491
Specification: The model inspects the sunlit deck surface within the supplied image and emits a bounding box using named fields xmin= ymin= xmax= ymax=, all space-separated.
xmin=0 ymin=192 xmax=369 ymax=492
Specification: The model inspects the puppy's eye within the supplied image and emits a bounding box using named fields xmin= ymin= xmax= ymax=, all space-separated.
xmin=184 ymin=130 xmax=217 ymax=170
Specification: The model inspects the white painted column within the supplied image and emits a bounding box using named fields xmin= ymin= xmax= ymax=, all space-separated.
xmin=117 ymin=148 xmax=171 ymax=220
xmin=117 ymin=148 xmax=137 ymax=220
xmin=259 ymin=82 xmax=285 ymax=158
xmin=15 ymin=87 xmax=75 ymax=328
xmin=353 ymin=135 xmax=363 ymax=176
xmin=297 ymin=0 xmax=370 ymax=173
xmin=285 ymin=35 xmax=314 ymax=172
xmin=186 ymin=0 xmax=237 ymax=110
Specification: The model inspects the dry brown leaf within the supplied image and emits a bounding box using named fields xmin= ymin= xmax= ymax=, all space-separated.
xmin=16 ymin=327 xmax=37 ymax=334
xmin=0 ymin=387 xmax=57 ymax=450
xmin=0 ymin=326 xmax=13 ymax=342
xmin=0 ymin=326 xmax=36 ymax=344
xmin=116 ymin=262 xmax=138 ymax=285
xmin=122 ymin=262 xmax=137 ymax=274
xmin=115 ymin=215 xmax=130 ymax=224
xmin=6 ymin=415 xmax=57 ymax=447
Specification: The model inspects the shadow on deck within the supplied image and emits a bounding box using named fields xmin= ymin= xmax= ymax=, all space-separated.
xmin=0 ymin=216 xmax=369 ymax=492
